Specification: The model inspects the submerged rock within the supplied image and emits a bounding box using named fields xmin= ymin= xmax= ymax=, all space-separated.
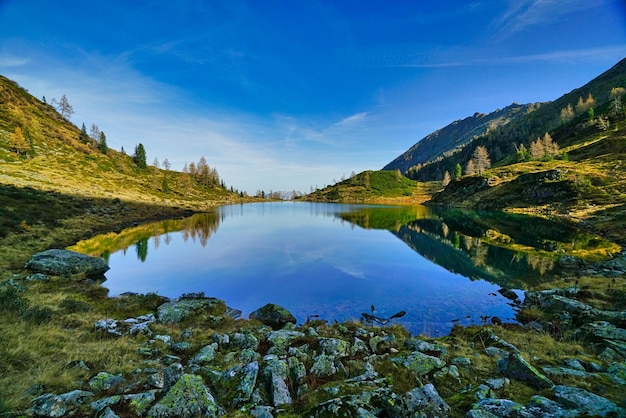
xmin=25 ymin=249 xmax=109 ymax=276
xmin=249 ymin=303 xmax=296 ymax=329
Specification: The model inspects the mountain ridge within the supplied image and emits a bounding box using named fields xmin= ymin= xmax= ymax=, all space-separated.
xmin=383 ymin=102 xmax=540 ymax=173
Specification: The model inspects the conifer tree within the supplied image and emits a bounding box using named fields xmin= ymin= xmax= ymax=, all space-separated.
xmin=98 ymin=131 xmax=108 ymax=154
xmin=134 ymin=143 xmax=147 ymax=169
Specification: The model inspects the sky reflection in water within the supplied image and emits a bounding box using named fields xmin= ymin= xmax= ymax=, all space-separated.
xmin=85 ymin=202 xmax=535 ymax=335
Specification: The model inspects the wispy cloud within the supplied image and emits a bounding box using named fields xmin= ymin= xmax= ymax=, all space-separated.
xmin=492 ymin=0 xmax=610 ymax=37
xmin=0 ymin=54 xmax=31 ymax=67
xmin=335 ymin=112 xmax=368 ymax=127
xmin=390 ymin=45 xmax=626 ymax=69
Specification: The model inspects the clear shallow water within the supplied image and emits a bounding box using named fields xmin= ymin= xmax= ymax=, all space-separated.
xmin=70 ymin=202 xmax=616 ymax=335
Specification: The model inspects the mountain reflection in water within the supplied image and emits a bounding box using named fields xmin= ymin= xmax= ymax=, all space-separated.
xmin=69 ymin=203 xmax=619 ymax=335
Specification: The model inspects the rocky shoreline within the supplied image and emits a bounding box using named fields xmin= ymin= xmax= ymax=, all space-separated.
xmin=4 ymin=249 xmax=625 ymax=417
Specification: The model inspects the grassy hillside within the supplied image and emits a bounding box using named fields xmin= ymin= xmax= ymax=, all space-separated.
xmin=0 ymin=75 xmax=250 ymax=269
xmin=303 ymin=170 xmax=437 ymax=204
xmin=429 ymin=111 xmax=626 ymax=244
xmin=410 ymin=57 xmax=626 ymax=182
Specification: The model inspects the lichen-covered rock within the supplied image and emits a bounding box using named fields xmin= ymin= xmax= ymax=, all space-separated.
xmin=266 ymin=329 xmax=304 ymax=354
xmin=470 ymin=398 xmax=536 ymax=418
xmin=99 ymin=407 xmax=120 ymax=418
xmin=231 ymin=332 xmax=260 ymax=350
xmin=147 ymin=374 xmax=219 ymax=417
xmin=311 ymin=353 xmax=338 ymax=377
xmin=288 ymin=356 xmax=308 ymax=397
xmin=29 ymin=390 xmax=94 ymax=417
xmin=405 ymin=338 xmax=447 ymax=358
xmin=497 ymin=352 xmax=553 ymax=389
xmin=88 ymin=372 xmax=125 ymax=393
xmin=220 ymin=361 xmax=259 ymax=406
xmin=572 ymin=321 xmax=626 ymax=342
xmin=318 ymin=337 xmax=350 ymax=357
xmin=307 ymin=386 xmax=392 ymax=417
xmin=249 ymin=303 xmax=296 ymax=329
xmin=125 ymin=391 xmax=157 ymax=416
xmin=190 ymin=343 xmax=218 ymax=366
xmin=262 ymin=356 xmax=292 ymax=407
xmin=552 ymin=384 xmax=625 ymax=416
xmin=392 ymin=351 xmax=445 ymax=376
xmin=157 ymin=297 xmax=226 ymax=324
xmin=25 ymin=249 xmax=109 ymax=276
xmin=394 ymin=384 xmax=451 ymax=417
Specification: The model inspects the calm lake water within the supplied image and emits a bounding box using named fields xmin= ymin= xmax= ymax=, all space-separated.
xmin=70 ymin=202 xmax=618 ymax=335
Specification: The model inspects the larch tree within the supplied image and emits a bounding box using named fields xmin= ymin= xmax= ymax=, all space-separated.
xmin=472 ymin=146 xmax=491 ymax=174
xmin=11 ymin=126 xmax=29 ymax=157
xmin=58 ymin=94 xmax=74 ymax=120
xmin=465 ymin=159 xmax=477 ymax=176
xmin=442 ymin=170 xmax=451 ymax=187
xmin=90 ymin=124 xmax=100 ymax=143
xmin=529 ymin=138 xmax=545 ymax=159
xmin=542 ymin=133 xmax=559 ymax=157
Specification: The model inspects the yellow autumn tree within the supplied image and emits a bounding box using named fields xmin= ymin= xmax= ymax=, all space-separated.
xmin=10 ymin=127 xmax=29 ymax=157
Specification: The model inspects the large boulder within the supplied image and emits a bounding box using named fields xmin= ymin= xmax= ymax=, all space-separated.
xmin=25 ymin=249 xmax=109 ymax=276
xmin=147 ymin=374 xmax=219 ymax=418
xmin=249 ymin=303 xmax=296 ymax=329
xmin=497 ymin=352 xmax=554 ymax=389
xmin=157 ymin=297 xmax=226 ymax=324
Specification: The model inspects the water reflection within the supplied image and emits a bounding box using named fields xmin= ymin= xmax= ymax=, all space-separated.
xmin=68 ymin=203 xmax=620 ymax=335
xmin=70 ymin=212 xmax=221 ymax=262
xmin=337 ymin=206 xmax=619 ymax=288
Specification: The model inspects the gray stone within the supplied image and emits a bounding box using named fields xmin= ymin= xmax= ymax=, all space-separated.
xmin=231 ymin=332 xmax=259 ymax=350
xmin=485 ymin=377 xmax=508 ymax=390
xmin=405 ymin=338 xmax=447 ymax=358
xmin=607 ymin=362 xmax=626 ymax=385
xmin=266 ymin=329 xmax=304 ymax=354
xmin=157 ymin=297 xmax=225 ymax=324
xmin=25 ymin=249 xmax=109 ymax=276
xmin=288 ymin=356 xmax=308 ymax=397
xmin=465 ymin=410 xmax=500 ymax=418
xmin=311 ymin=354 xmax=338 ymax=377
xmin=573 ymin=321 xmax=626 ymax=342
xmin=30 ymin=390 xmax=94 ymax=417
xmin=563 ymin=358 xmax=585 ymax=371
xmin=553 ymin=384 xmax=625 ymax=417
xmin=190 ymin=343 xmax=218 ymax=366
xmin=90 ymin=396 xmax=122 ymax=412
xmin=98 ymin=407 xmax=120 ymax=418
xmin=250 ymin=405 xmax=275 ymax=418
xmin=452 ymin=356 xmax=472 ymax=367
xmin=471 ymin=398 xmax=536 ymax=418
xmin=318 ymin=337 xmax=351 ymax=357
xmin=542 ymin=366 xmax=590 ymax=378
xmin=270 ymin=373 xmax=292 ymax=406
xmin=399 ymin=383 xmax=451 ymax=417
xmin=497 ymin=352 xmax=553 ymax=389
xmin=95 ymin=318 xmax=121 ymax=336
xmin=249 ymin=303 xmax=296 ymax=329
xmin=147 ymin=374 xmax=218 ymax=418
xmin=527 ymin=395 xmax=578 ymax=417
xmin=88 ymin=372 xmax=125 ymax=393
xmin=124 ymin=391 xmax=157 ymax=416
xmin=392 ymin=351 xmax=446 ymax=376
xmin=222 ymin=361 xmax=259 ymax=406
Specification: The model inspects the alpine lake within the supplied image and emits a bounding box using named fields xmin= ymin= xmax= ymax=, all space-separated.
xmin=69 ymin=202 xmax=621 ymax=335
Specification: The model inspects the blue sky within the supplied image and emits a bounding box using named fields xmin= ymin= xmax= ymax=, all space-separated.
xmin=1 ymin=1 xmax=625 ymax=194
